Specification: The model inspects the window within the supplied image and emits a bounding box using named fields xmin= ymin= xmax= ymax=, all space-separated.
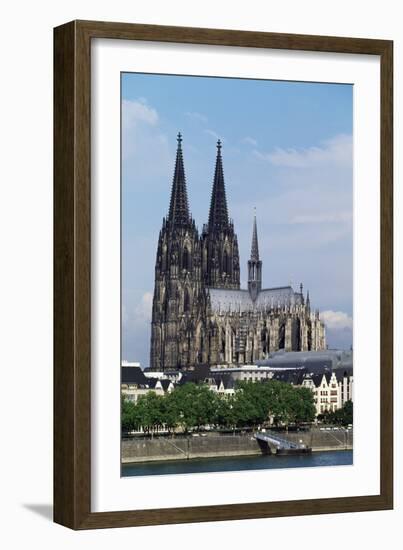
xmin=182 ymin=247 xmax=190 ymax=270
xmin=184 ymin=288 xmax=190 ymax=313
xmin=223 ymin=250 xmax=230 ymax=274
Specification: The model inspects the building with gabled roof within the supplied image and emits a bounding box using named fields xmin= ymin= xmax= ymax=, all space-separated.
xmin=121 ymin=364 xmax=174 ymax=403
xmin=301 ymin=370 xmax=353 ymax=415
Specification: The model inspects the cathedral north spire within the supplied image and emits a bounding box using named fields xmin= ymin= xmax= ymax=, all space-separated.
xmin=168 ymin=132 xmax=190 ymax=227
xmin=151 ymin=133 xmax=201 ymax=371
xmin=208 ymin=140 xmax=229 ymax=231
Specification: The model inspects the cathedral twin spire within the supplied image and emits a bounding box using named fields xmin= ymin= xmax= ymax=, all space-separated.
xmin=165 ymin=133 xmax=243 ymax=290
xmin=168 ymin=133 xmax=191 ymax=227
xmin=168 ymin=133 xmax=231 ymax=233
xmin=166 ymin=133 xmax=264 ymax=267
xmin=208 ymin=140 xmax=229 ymax=231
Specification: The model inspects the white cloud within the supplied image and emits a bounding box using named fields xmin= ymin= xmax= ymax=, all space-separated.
xmin=254 ymin=134 xmax=352 ymax=168
xmin=122 ymin=98 xmax=171 ymax=176
xmin=134 ymin=292 xmax=153 ymax=322
xmin=321 ymin=310 xmax=353 ymax=331
xmin=205 ymin=129 xmax=224 ymax=142
xmin=122 ymin=99 xmax=158 ymax=130
xmin=242 ymin=136 xmax=258 ymax=146
xmin=185 ymin=111 xmax=208 ymax=124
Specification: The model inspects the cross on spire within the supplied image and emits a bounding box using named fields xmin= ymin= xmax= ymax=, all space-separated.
xmin=168 ymin=132 xmax=190 ymax=227
xmin=208 ymin=139 xmax=229 ymax=231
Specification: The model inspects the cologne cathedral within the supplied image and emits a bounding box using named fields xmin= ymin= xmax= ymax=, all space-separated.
xmin=149 ymin=134 xmax=326 ymax=371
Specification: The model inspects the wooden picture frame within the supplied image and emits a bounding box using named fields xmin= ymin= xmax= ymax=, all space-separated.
xmin=54 ymin=20 xmax=393 ymax=529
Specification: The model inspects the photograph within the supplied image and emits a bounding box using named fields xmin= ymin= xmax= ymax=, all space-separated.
xmin=1 ymin=0 xmax=395 ymax=539
xmin=120 ymin=72 xmax=354 ymax=476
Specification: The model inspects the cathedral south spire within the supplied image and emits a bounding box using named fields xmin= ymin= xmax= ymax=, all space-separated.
xmin=202 ymin=140 xmax=240 ymax=289
xmin=248 ymin=210 xmax=262 ymax=301
xmin=168 ymin=132 xmax=190 ymax=228
xmin=208 ymin=140 xmax=229 ymax=231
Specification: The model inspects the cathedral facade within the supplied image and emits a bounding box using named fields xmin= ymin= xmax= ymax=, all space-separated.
xmin=149 ymin=134 xmax=326 ymax=371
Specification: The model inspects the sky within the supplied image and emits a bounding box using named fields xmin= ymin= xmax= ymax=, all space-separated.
xmin=121 ymin=72 xmax=353 ymax=367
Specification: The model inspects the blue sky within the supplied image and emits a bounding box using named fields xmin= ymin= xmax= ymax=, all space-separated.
xmin=121 ymin=72 xmax=353 ymax=366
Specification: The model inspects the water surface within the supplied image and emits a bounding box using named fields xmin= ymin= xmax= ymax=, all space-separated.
xmin=122 ymin=450 xmax=353 ymax=477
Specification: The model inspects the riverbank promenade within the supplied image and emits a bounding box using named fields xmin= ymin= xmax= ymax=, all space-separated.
xmin=122 ymin=428 xmax=353 ymax=464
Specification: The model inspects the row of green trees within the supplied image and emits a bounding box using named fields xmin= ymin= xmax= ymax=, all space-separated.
xmin=122 ymin=380 xmax=316 ymax=435
xmin=318 ymin=400 xmax=353 ymax=426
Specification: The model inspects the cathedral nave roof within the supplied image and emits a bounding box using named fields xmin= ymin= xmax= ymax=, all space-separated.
xmin=208 ymin=286 xmax=302 ymax=313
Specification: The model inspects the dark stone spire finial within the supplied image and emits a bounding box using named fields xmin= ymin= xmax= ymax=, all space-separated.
xmin=168 ymin=132 xmax=190 ymax=227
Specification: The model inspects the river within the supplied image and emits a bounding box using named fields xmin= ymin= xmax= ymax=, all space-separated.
xmin=122 ymin=450 xmax=353 ymax=477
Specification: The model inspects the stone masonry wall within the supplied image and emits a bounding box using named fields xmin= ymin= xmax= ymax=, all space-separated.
xmin=122 ymin=430 xmax=353 ymax=463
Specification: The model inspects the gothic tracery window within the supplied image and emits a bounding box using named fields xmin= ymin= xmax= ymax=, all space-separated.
xmin=182 ymin=247 xmax=190 ymax=271
xmin=293 ymin=318 xmax=301 ymax=351
xmin=223 ymin=249 xmax=230 ymax=274
xmin=183 ymin=288 xmax=190 ymax=313
xmin=279 ymin=322 xmax=286 ymax=349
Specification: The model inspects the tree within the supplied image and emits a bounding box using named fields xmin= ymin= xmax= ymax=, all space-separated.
xmin=121 ymin=378 xmax=318 ymax=435
xmin=320 ymin=400 xmax=353 ymax=426
xmin=191 ymin=385 xmax=219 ymax=429
xmin=121 ymin=397 xmax=145 ymax=433
xmin=232 ymin=382 xmax=266 ymax=427
xmin=342 ymin=400 xmax=353 ymax=425
xmin=161 ymin=391 xmax=181 ymax=433
xmin=121 ymin=398 xmax=136 ymax=433
xmin=134 ymin=392 xmax=166 ymax=434
xmin=233 ymin=379 xmax=316 ymax=428
xmin=169 ymin=383 xmax=219 ymax=432
xmin=215 ymin=395 xmax=237 ymax=429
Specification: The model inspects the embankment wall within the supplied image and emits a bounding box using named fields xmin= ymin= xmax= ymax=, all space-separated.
xmin=122 ymin=430 xmax=353 ymax=463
